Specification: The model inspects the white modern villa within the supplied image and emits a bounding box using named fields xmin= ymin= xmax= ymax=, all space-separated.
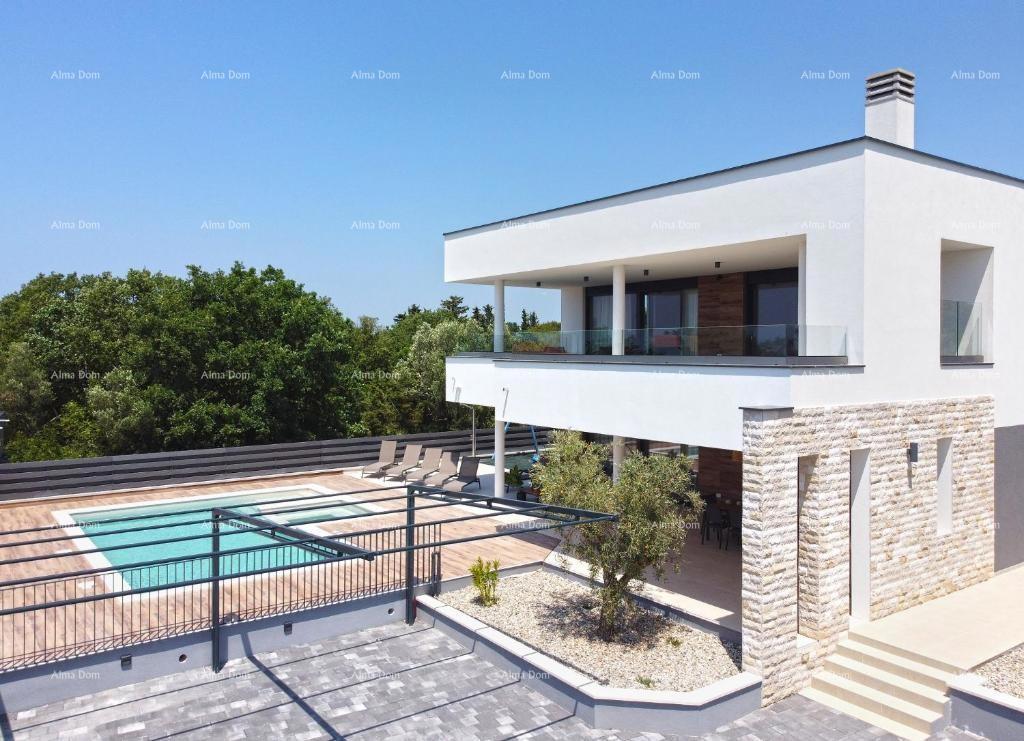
xmin=444 ymin=69 xmax=1024 ymax=734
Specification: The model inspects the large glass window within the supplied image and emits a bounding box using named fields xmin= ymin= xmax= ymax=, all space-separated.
xmin=745 ymin=268 xmax=798 ymax=355
xmin=586 ymin=278 xmax=698 ymax=355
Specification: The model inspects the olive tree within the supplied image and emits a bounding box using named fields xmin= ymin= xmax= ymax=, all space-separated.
xmin=532 ymin=430 xmax=702 ymax=639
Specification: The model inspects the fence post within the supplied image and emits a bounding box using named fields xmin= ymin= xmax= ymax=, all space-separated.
xmin=211 ymin=509 xmax=222 ymax=672
xmin=405 ymin=485 xmax=416 ymax=624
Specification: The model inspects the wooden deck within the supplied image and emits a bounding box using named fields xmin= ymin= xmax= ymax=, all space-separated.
xmin=0 ymin=471 xmax=559 ymax=671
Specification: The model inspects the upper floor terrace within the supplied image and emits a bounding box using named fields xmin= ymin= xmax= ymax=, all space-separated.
xmin=444 ymin=65 xmax=1024 ymax=431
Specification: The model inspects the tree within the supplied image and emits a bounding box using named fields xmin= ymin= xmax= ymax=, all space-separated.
xmin=532 ymin=430 xmax=702 ymax=638
xmin=86 ymin=368 xmax=158 ymax=454
xmin=440 ymin=295 xmax=468 ymax=319
xmin=0 ymin=341 xmax=55 ymax=436
xmin=396 ymin=318 xmax=490 ymax=431
xmin=393 ymin=304 xmax=422 ymax=323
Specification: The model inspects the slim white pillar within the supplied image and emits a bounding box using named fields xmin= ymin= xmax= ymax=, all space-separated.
xmin=612 ymin=265 xmax=626 ymax=355
xmin=493 ymin=280 xmax=505 ymax=352
xmin=612 ymin=435 xmax=625 ymax=483
xmin=493 ymin=419 xmax=506 ymax=496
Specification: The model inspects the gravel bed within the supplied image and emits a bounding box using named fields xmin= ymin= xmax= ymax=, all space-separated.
xmin=440 ymin=569 xmax=741 ymax=692
xmin=976 ymin=642 xmax=1024 ymax=699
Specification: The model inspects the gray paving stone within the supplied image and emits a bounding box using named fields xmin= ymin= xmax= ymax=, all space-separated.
xmin=0 ymin=622 xmax=992 ymax=740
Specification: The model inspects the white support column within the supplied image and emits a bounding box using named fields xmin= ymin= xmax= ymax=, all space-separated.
xmin=612 ymin=435 xmax=625 ymax=483
xmin=493 ymin=419 xmax=506 ymax=497
xmin=493 ymin=280 xmax=505 ymax=352
xmin=612 ymin=265 xmax=626 ymax=355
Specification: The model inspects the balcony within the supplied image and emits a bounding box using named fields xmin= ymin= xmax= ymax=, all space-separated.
xmin=457 ymin=325 xmax=847 ymax=364
xmin=941 ymin=300 xmax=986 ymax=363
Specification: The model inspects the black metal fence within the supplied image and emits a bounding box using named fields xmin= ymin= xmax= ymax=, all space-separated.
xmin=0 ymin=484 xmax=610 ymax=674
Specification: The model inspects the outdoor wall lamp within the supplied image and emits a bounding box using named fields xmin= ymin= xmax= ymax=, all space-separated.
xmin=643 ymin=269 xmax=649 ymax=276
xmin=715 ymin=261 xmax=721 ymax=269
xmin=908 ymin=442 xmax=919 ymax=463
xmin=535 ymin=281 xmax=541 ymax=287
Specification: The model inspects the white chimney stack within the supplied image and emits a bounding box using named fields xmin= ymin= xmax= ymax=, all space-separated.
xmin=864 ymin=68 xmax=915 ymax=148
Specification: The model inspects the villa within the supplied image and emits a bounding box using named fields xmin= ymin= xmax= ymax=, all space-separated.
xmin=1 ymin=68 xmax=1023 ymax=741
xmin=445 ymin=69 xmax=1024 ymax=736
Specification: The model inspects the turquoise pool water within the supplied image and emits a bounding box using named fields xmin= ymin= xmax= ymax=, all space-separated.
xmin=71 ymin=490 xmax=370 ymax=590
xmin=491 ymin=452 xmax=542 ymax=473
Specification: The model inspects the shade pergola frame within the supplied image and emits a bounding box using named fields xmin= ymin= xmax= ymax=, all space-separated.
xmin=0 ymin=485 xmax=616 ymax=606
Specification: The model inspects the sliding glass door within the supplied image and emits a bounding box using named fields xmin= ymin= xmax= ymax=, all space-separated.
xmin=586 ymin=278 xmax=698 ymax=355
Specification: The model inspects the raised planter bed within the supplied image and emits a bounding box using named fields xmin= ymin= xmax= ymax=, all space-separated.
xmin=949 ymin=673 xmax=1024 ymax=740
xmin=950 ymin=642 xmax=1024 ymax=739
xmin=417 ymin=570 xmax=760 ymax=735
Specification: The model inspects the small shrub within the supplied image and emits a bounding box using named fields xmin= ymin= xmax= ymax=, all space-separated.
xmin=636 ymin=676 xmax=655 ymax=688
xmin=469 ymin=557 xmax=500 ymax=606
xmin=666 ymin=636 xmax=682 ymax=648
xmin=506 ymin=466 xmax=524 ymax=488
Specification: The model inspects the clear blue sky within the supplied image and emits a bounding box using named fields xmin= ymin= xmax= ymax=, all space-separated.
xmin=1 ymin=1 xmax=1021 ymax=324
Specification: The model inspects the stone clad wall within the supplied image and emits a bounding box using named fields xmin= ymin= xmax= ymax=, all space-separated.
xmin=741 ymin=397 xmax=995 ymax=704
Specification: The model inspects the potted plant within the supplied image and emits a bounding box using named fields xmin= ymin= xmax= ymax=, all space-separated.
xmin=506 ymin=465 xmax=524 ymax=496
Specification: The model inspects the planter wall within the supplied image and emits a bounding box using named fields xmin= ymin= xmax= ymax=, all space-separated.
xmin=417 ymin=594 xmax=760 ymax=735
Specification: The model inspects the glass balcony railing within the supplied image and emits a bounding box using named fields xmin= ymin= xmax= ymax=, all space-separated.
xmin=457 ymin=325 xmax=847 ymax=358
xmin=620 ymin=325 xmax=847 ymax=357
xmin=941 ymin=300 xmax=984 ymax=360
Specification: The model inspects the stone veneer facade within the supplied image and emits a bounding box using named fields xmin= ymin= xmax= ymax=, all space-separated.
xmin=740 ymin=396 xmax=995 ymax=705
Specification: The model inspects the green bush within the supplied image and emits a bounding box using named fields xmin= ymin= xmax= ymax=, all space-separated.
xmin=469 ymin=556 xmax=500 ymax=606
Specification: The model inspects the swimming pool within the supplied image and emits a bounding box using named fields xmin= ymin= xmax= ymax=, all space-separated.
xmin=66 ymin=487 xmax=372 ymax=590
xmin=491 ymin=451 xmax=542 ymax=473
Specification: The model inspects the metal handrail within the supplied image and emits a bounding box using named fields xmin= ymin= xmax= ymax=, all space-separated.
xmin=0 ymin=503 xmax=614 ymax=616
xmin=0 ymin=492 xmax=606 ymax=587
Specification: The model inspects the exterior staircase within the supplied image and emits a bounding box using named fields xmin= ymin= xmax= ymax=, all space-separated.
xmin=801 ymin=629 xmax=957 ymax=740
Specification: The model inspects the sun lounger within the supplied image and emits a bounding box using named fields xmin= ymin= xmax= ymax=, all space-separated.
xmin=401 ymin=447 xmax=443 ymax=481
xmin=360 ymin=440 xmax=398 ymax=478
xmin=384 ymin=443 xmax=423 ymax=479
xmin=441 ymin=457 xmax=481 ymax=493
xmin=419 ymin=452 xmax=459 ymax=487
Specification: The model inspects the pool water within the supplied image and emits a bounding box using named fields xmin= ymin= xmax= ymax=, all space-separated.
xmin=492 ymin=452 xmax=542 ymax=473
xmin=71 ymin=489 xmax=370 ymax=590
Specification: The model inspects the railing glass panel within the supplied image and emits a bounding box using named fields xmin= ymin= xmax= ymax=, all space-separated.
xmin=457 ymin=325 xmax=847 ymax=358
xmin=941 ymin=300 xmax=984 ymax=359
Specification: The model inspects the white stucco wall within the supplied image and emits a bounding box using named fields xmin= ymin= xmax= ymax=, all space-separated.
xmin=791 ymin=144 xmax=1024 ymax=430
xmin=559 ymin=287 xmax=585 ymax=333
xmin=446 ymin=356 xmax=792 ymax=450
xmin=444 ymin=139 xmax=1024 ymax=440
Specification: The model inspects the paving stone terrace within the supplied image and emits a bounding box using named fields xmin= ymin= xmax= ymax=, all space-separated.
xmin=0 ymin=621 xmax=988 ymax=740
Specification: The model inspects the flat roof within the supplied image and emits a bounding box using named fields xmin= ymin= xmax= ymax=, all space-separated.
xmin=443 ymin=136 xmax=1024 ymax=237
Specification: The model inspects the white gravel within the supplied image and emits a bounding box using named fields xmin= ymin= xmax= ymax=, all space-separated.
xmin=977 ymin=642 xmax=1024 ymax=699
xmin=440 ymin=569 xmax=741 ymax=692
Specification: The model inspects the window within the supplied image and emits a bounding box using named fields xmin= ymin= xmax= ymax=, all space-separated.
xmin=744 ymin=268 xmax=799 ymax=356
xmin=937 ymin=438 xmax=953 ymax=535
xmin=586 ymin=278 xmax=698 ymax=355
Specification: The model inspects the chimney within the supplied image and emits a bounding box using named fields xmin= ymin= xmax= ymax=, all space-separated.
xmin=864 ymin=68 xmax=915 ymax=148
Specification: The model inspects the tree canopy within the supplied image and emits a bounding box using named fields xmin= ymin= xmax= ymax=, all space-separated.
xmin=0 ymin=263 xmax=549 ymax=462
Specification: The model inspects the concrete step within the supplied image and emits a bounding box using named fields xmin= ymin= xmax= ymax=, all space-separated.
xmin=847 ymin=629 xmax=962 ymax=675
xmin=800 ymin=687 xmax=930 ymax=741
xmin=824 ymin=653 xmax=948 ymax=714
xmin=809 ymin=670 xmax=946 ymax=737
xmin=836 ymin=640 xmax=954 ymax=691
